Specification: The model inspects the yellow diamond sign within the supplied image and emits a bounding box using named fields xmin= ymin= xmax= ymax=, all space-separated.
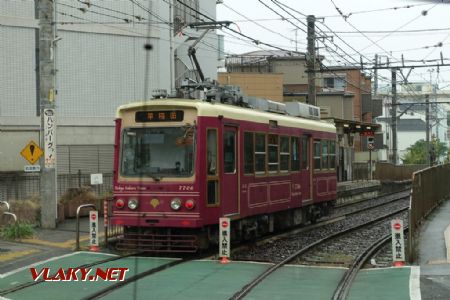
xmin=20 ymin=141 xmax=43 ymax=165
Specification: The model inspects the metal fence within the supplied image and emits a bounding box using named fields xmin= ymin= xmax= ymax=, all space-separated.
xmin=0 ymin=172 xmax=113 ymax=201
xmin=352 ymin=162 xmax=371 ymax=181
xmin=374 ymin=162 xmax=427 ymax=182
xmin=408 ymin=163 xmax=450 ymax=262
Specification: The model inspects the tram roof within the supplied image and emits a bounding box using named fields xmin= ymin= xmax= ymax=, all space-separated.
xmin=117 ymin=99 xmax=336 ymax=133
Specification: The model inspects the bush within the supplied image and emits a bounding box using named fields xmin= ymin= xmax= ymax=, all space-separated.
xmin=0 ymin=198 xmax=40 ymax=226
xmin=1 ymin=222 xmax=34 ymax=240
xmin=59 ymin=186 xmax=99 ymax=218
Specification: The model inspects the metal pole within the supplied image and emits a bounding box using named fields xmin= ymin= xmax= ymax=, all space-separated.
xmin=391 ymin=69 xmax=397 ymax=165
xmin=369 ymin=149 xmax=372 ymax=180
xmin=76 ymin=204 xmax=97 ymax=251
xmin=38 ymin=0 xmax=57 ymax=229
xmin=307 ymin=15 xmax=316 ymax=106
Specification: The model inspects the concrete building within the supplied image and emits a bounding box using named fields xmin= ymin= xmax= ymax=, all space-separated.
xmin=376 ymin=82 xmax=449 ymax=164
xmin=0 ymin=0 xmax=220 ymax=199
xmin=223 ymin=51 xmax=381 ymax=180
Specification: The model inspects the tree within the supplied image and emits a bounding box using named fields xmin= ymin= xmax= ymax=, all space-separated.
xmin=401 ymin=139 xmax=448 ymax=165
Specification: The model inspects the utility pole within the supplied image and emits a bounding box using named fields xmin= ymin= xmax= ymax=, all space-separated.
xmin=425 ymin=94 xmax=430 ymax=166
xmin=38 ymin=0 xmax=57 ymax=229
xmin=373 ymin=54 xmax=378 ymax=95
xmin=391 ymin=69 xmax=397 ymax=165
xmin=306 ymin=15 xmax=316 ymax=106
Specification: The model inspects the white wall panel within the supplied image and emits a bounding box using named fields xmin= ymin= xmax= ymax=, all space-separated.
xmin=0 ymin=26 xmax=36 ymax=117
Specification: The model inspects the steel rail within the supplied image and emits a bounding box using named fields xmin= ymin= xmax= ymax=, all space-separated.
xmin=230 ymin=204 xmax=409 ymax=300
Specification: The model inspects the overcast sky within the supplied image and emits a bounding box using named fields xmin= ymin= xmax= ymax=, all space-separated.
xmin=216 ymin=0 xmax=450 ymax=88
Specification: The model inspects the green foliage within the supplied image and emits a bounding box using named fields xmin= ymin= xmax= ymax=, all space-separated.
xmin=402 ymin=139 xmax=448 ymax=164
xmin=1 ymin=222 xmax=34 ymax=240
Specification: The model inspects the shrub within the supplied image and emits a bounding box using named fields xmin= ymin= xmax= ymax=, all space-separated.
xmin=0 ymin=197 xmax=40 ymax=226
xmin=1 ymin=222 xmax=34 ymax=240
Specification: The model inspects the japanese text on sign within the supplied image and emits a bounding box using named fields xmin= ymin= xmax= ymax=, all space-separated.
xmin=90 ymin=211 xmax=99 ymax=247
xmin=391 ymin=219 xmax=405 ymax=262
xmin=44 ymin=109 xmax=56 ymax=168
xmin=219 ymin=218 xmax=230 ymax=258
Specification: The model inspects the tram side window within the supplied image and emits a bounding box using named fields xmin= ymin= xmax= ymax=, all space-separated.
xmin=280 ymin=136 xmax=290 ymax=172
xmin=322 ymin=140 xmax=329 ymax=170
xmin=207 ymin=129 xmax=218 ymax=175
xmin=329 ymin=141 xmax=336 ymax=169
xmin=291 ymin=137 xmax=300 ymax=171
xmin=255 ymin=133 xmax=266 ymax=173
xmin=268 ymin=134 xmax=279 ymax=172
xmin=224 ymin=130 xmax=236 ymax=173
xmin=301 ymin=136 xmax=309 ymax=170
xmin=314 ymin=140 xmax=321 ymax=170
xmin=244 ymin=132 xmax=254 ymax=174
xmin=207 ymin=129 xmax=219 ymax=205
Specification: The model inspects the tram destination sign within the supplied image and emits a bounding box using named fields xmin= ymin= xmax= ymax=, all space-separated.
xmin=135 ymin=110 xmax=184 ymax=122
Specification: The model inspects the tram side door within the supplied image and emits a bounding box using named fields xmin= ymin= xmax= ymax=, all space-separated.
xmin=221 ymin=126 xmax=239 ymax=216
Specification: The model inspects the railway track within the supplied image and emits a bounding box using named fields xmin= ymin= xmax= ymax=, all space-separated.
xmin=230 ymin=192 xmax=410 ymax=299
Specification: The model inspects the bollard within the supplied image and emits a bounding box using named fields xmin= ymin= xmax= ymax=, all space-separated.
xmin=76 ymin=204 xmax=97 ymax=251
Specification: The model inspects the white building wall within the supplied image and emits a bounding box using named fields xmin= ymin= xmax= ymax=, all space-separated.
xmin=0 ymin=0 xmax=219 ymax=172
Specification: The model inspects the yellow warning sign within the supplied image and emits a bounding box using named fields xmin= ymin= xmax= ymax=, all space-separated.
xmin=20 ymin=141 xmax=43 ymax=165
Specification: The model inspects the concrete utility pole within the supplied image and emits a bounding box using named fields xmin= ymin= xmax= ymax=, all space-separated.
xmin=425 ymin=94 xmax=430 ymax=166
xmin=373 ymin=54 xmax=378 ymax=95
xmin=306 ymin=15 xmax=316 ymax=106
xmin=38 ymin=0 xmax=57 ymax=229
xmin=391 ymin=69 xmax=397 ymax=165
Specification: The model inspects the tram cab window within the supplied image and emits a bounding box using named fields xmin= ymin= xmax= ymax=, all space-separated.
xmin=120 ymin=126 xmax=195 ymax=178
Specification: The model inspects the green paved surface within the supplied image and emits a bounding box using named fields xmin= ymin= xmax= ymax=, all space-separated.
xmin=348 ymin=267 xmax=411 ymax=300
xmin=246 ymin=265 xmax=346 ymax=300
xmin=102 ymin=260 xmax=270 ymax=300
xmin=1 ymin=254 xmax=414 ymax=300
xmin=0 ymin=252 xmax=112 ymax=290
xmin=4 ymin=255 xmax=175 ymax=300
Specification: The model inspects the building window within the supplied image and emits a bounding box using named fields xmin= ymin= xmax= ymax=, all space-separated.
xmin=173 ymin=0 xmax=199 ymax=35
xmin=268 ymin=134 xmax=279 ymax=172
xmin=244 ymin=132 xmax=254 ymax=174
xmin=280 ymin=136 xmax=290 ymax=172
xmin=255 ymin=133 xmax=266 ymax=173
xmin=324 ymin=76 xmax=346 ymax=91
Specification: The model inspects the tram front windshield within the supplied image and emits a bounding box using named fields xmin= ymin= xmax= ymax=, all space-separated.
xmin=120 ymin=126 xmax=195 ymax=178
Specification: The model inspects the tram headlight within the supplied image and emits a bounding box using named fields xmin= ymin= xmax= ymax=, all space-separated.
xmin=128 ymin=198 xmax=139 ymax=210
xmin=170 ymin=198 xmax=182 ymax=211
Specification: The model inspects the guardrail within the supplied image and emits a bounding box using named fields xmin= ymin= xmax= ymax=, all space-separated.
xmin=409 ymin=163 xmax=450 ymax=262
